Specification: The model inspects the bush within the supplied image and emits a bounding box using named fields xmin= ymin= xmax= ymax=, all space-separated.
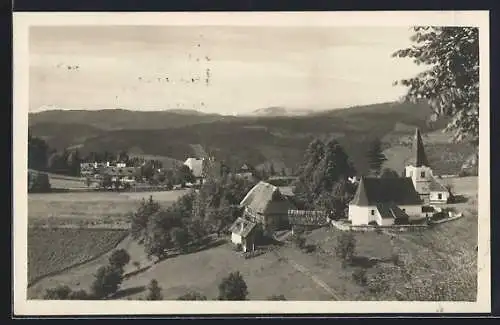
xmin=267 ymin=294 xmax=287 ymax=300
xmin=43 ymin=285 xmax=72 ymax=300
xmin=133 ymin=261 xmax=141 ymax=270
xmin=108 ymin=249 xmax=131 ymax=270
xmin=90 ymin=265 xmax=124 ymax=299
xmin=352 ymin=268 xmax=367 ymax=286
xmin=292 ymin=234 xmax=306 ymax=250
xmin=218 ymin=271 xmax=249 ymax=300
xmin=177 ymin=291 xmax=208 ymax=300
xmin=335 ymin=232 xmax=357 ymax=266
xmin=145 ymin=279 xmax=163 ymax=300
xmin=233 ymin=243 xmax=242 ymax=252
xmin=28 ymin=172 xmax=51 ymax=193
xmin=68 ymin=289 xmax=91 ymax=300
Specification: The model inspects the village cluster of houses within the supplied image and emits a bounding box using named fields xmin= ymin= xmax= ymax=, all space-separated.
xmin=230 ymin=128 xmax=452 ymax=252
xmin=80 ymin=161 xmax=141 ymax=185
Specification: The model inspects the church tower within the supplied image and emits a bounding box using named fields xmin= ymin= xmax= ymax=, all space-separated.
xmin=404 ymin=128 xmax=433 ymax=200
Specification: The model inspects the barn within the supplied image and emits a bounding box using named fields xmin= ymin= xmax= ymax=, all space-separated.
xmin=239 ymin=181 xmax=295 ymax=236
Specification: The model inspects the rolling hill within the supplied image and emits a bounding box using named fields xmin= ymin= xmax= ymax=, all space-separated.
xmin=29 ymin=101 xmax=474 ymax=175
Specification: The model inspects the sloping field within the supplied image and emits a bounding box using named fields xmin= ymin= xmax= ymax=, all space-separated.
xmin=28 ymin=228 xmax=128 ymax=286
xmin=28 ymin=189 xmax=190 ymax=222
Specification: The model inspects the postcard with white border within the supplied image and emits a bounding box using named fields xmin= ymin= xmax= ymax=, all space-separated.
xmin=13 ymin=10 xmax=491 ymax=315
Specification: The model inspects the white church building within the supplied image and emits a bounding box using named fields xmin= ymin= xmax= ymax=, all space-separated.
xmin=403 ymin=128 xmax=449 ymax=204
xmin=348 ymin=128 xmax=450 ymax=226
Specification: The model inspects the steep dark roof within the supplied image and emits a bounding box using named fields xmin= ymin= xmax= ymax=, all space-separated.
xmin=409 ymin=128 xmax=430 ymax=167
xmin=376 ymin=203 xmax=410 ymax=220
xmin=229 ymin=217 xmax=257 ymax=238
xmin=429 ymin=177 xmax=448 ymax=192
xmin=240 ymin=181 xmax=295 ymax=215
xmin=350 ymin=177 xmax=422 ymax=206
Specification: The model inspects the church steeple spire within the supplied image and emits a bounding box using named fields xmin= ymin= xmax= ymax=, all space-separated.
xmin=412 ymin=128 xmax=429 ymax=167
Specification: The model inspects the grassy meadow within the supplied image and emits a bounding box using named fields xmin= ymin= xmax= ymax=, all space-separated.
xmin=28 ymin=189 xmax=190 ymax=226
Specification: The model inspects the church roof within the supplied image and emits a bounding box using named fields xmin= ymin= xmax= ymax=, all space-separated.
xmin=350 ymin=177 xmax=423 ymax=206
xmin=408 ymin=128 xmax=430 ymax=167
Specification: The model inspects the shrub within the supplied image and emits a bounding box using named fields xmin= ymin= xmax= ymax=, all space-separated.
xmin=335 ymin=232 xmax=357 ymax=266
xmin=43 ymin=285 xmax=72 ymax=300
xmin=177 ymin=291 xmax=208 ymax=300
xmin=234 ymin=243 xmax=242 ymax=252
xmin=267 ymin=294 xmax=287 ymax=300
xmin=68 ymin=289 xmax=91 ymax=300
xmin=90 ymin=265 xmax=124 ymax=299
xmin=145 ymin=279 xmax=163 ymax=301
xmin=28 ymin=172 xmax=51 ymax=193
xmin=352 ymin=268 xmax=367 ymax=286
xmin=292 ymin=234 xmax=306 ymax=250
xmin=133 ymin=261 xmax=141 ymax=270
xmin=108 ymin=249 xmax=131 ymax=270
xmin=218 ymin=271 xmax=249 ymax=301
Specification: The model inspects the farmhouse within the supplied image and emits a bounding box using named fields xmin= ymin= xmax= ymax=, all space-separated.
xmin=240 ymin=181 xmax=295 ymax=236
xmin=184 ymin=157 xmax=204 ymax=179
xmin=229 ymin=217 xmax=261 ymax=252
xmin=404 ymin=128 xmax=450 ymax=204
xmin=348 ymin=176 xmax=423 ymax=226
xmin=235 ymin=163 xmax=254 ymax=179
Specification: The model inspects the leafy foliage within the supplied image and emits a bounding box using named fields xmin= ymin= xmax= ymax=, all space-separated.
xmin=108 ymin=249 xmax=131 ymax=271
xmin=28 ymin=171 xmax=51 ymax=193
xmin=130 ymin=196 xmax=161 ymax=241
xmin=218 ymin=271 xmax=249 ymax=300
xmin=335 ymin=232 xmax=357 ymax=266
xmin=366 ymin=137 xmax=387 ymax=176
xmin=145 ymin=279 xmax=163 ymax=300
xmin=177 ymin=291 xmax=208 ymax=300
xmin=380 ymin=168 xmax=400 ymax=178
xmin=267 ymin=294 xmax=287 ymax=300
xmin=90 ymin=265 xmax=124 ymax=299
xmin=43 ymin=285 xmax=72 ymax=300
xmin=293 ymin=138 xmax=357 ymax=217
xmin=392 ymin=27 xmax=479 ymax=144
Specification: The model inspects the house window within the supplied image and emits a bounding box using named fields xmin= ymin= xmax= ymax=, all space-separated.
xmin=438 ymin=193 xmax=442 ymax=200
xmin=371 ymin=210 xmax=375 ymax=216
xmin=420 ymin=171 xmax=425 ymax=178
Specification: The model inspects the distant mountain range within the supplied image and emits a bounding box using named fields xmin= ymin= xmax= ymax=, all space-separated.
xmin=248 ymin=106 xmax=316 ymax=117
xmin=29 ymin=101 xmax=472 ymax=175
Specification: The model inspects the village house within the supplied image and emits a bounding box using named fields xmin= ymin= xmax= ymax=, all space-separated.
xmin=229 ymin=217 xmax=262 ymax=252
xmin=404 ymin=128 xmax=450 ymax=204
xmin=348 ymin=176 xmax=424 ymax=226
xmin=184 ymin=157 xmax=204 ymax=183
xmin=238 ymin=181 xmax=295 ymax=237
xmin=234 ymin=163 xmax=254 ymax=179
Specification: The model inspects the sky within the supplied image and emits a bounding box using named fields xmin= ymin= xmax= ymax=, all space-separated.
xmin=29 ymin=25 xmax=426 ymax=115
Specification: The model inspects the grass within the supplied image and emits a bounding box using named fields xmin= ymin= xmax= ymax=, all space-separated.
xmin=28 ymin=189 xmax=190 ymax=224
xmin=28 ymin=228 xmax=128 ymax=286
xmin=28 ymin=177 xmax=477 ymax=301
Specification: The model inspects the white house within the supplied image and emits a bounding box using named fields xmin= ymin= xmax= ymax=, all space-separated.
xmin=404 ymin=128 xmax=450 ymax=204
xmin=229 ymin=217 xmax=259 ymax=252
xmin=184 ymin=157 xmax=204 ymax=179
xmin=348 ymin=176 xmax=424 ymax=226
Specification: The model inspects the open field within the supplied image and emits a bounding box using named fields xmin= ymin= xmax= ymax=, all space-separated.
xmin=28 ymin=177 xmax=478 ymax=300
xmin=28 ymin=228 xmax=128 ymax=286
xmin=28 ymin=189 xmax=190 ymax=224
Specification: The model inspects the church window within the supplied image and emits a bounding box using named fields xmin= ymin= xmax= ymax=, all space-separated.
xmin=371 ymin=209 xmax=375 ymax=216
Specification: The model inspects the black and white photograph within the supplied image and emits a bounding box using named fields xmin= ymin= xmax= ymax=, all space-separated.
xmin=13 ymin=11 xmax=490 ymax=315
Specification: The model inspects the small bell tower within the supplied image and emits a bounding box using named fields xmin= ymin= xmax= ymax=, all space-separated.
xmin=404 ymin=128 xmax=433 ymax=199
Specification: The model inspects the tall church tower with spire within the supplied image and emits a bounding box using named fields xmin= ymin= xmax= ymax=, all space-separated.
xmin=404 ymin=128 xmax=433 ymax=200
